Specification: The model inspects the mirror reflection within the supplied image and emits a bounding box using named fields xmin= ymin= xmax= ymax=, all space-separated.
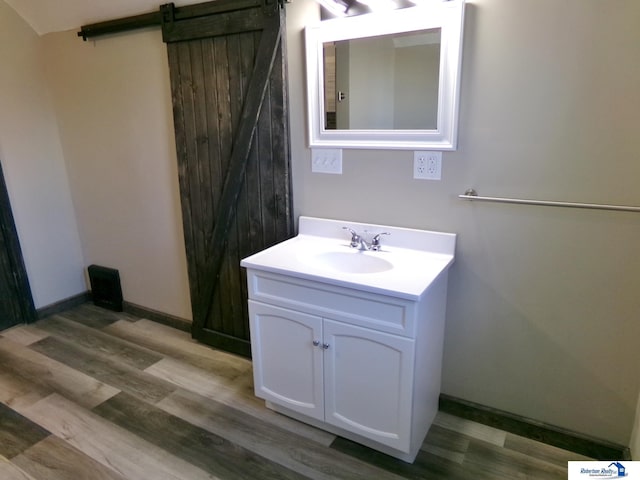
xmin=323 ymin=28 xmax=441 ymax=130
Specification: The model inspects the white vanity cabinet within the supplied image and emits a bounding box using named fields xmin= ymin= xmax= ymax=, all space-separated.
xmin=249 ymin=300 xmax=414 ymax=452
xmin=249 ymin=301 xmax=325 ymax=421
xmin=323 ymin=317 xmax=414 ymax=451
xmin=241 ymin=216 xmax=456 ymax=463
xmin=245 ymin=268 xmax=449 ymax=462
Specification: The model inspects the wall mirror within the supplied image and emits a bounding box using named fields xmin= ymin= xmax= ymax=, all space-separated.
xmin=305 ymin=1 xmax=465 ymax=150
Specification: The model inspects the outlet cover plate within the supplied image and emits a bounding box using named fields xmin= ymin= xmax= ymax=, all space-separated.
xmin=312 ymin=148 xmax=342 ymax=174
xmin=414 ymin=151 xmax=442 ymax=180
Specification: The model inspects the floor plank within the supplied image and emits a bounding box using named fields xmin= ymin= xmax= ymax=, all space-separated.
xmin=421 ymin=424 xmax=470 ymax=464
xmin=145 ymin=356 xmax=336 ymax=446
xmin=34 ymin=316 xmax=163 ymax=370
xmin=58 ymin=303 xmax=138 ymax=328
xmin=0 ymin=336 xmax=119 ymax=409
xmin=12 ymin=436 xmax=128 ymax=480
xmin=93 ymin=391 xmax=307 ymax=480
xmin=464 ymin=438 xmax=567 ymax=480
xmin=504 ymin=432 xmax=593 ymax=467
xmin=19 ymin=393 xmax=221 ymax=480
xmin=103 ymin=319 xmax=251 ymax=379
xmin=29 ymin=336 xmax=174 ymax=404
xmin=157 ymin=389 xmax=405 ymax=480
xmin=144 ymin=357 xmax=255 ymax=404
xmin=434 ymin=412 xmax=508 ymax=447
xmin=330 ymin=436 xmax=471 ymax=480
xmin=0 ymin=455 xmax=37 ymax=480
xmin=0 ymin=325 xmax=49 ymax=346
xmin=0 ymin=369 xmax=51 ymax=411
xmin=0 ymin=402 xmax=49 ymax=459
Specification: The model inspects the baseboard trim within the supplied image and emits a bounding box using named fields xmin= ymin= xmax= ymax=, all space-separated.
xmin=122 ymin=301 xmax=191 ymax=333
xmin=439 ymin=394 xmax=631 ymax=460
xmin=36 ymin=292 xmax=91 ymax=320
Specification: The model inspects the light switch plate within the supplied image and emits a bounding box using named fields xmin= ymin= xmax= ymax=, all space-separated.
xmin=311 ymin=148 xmax=342 ymax=174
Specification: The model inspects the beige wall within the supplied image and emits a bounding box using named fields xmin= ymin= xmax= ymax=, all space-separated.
xmin=42 ymin=28 xmax=191 ymax=320
xmin=347 ymin=36 xmax=395 ymax=129
xmin=0 ymin=1 xmax=85 ymax=308
xmin=394 ymin=43 xmax=439 ymax=129
xmin=288 ymin=0 xmax=640 ymax=446
xmin=633 ymin=392 xmax=640 ymax=459
xmin=15 ymin=0 xmax=638 ymax=447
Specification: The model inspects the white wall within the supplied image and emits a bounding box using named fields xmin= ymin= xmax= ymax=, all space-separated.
xmin=0 ymin=1 xmax=85 ymax=308
xmin=31 ymin=0 xmax=639 ymax=447
xmin=42 ymin=28 xmax=191 ymax=320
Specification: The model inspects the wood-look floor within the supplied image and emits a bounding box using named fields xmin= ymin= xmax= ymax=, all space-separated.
xmin=0 ymin=304 xmax=592 ymax=479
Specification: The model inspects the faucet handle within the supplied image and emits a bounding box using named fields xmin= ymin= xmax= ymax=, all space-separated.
xmin=342 ymin=227 xmax=360 ymax=248
xmin=370 ymin=232 xmax=390 ymax=251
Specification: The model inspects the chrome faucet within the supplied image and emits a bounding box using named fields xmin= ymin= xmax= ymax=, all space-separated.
xmin=343 ymin=227 xmax=362 ymax=248
xmin=343 ymin=227 xmax=390 ymax=251
xmin=370 ymin=231 xmax=391 ymax=251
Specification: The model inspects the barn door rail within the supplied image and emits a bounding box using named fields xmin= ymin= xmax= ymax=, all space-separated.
xmin=459 ymin=189 xmax=640 ymax=213
xmin=77 ymin=0 xmax=280 ymax=40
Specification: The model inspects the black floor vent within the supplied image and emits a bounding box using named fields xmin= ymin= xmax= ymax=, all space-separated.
xmin=88 ymin=265 xmax=123 ymax=311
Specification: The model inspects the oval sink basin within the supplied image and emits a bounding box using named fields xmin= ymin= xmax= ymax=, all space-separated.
xmin=310 ymin=251 xmax=393 ymax=274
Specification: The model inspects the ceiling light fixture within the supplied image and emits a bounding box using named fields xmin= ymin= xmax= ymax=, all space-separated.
xmin=355 ymin=0 xmax=398 ymax=12
xmin=314 ymin=0 xmax=350 ymax=17
xmin=406 ymin=0 xmax=439 ymax=6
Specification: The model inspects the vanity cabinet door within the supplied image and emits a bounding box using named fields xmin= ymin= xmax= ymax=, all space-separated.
xmin=248 ymin=301 xmax=324 ymax=421
xmin=323 ymin=319 xmax=415 ymax=453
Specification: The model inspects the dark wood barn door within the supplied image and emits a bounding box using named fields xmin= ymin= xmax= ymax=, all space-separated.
xmin=0 ymin=161 xmax=36 ymax=330
xmin=162 ymin=0 xmax=293 ymax=356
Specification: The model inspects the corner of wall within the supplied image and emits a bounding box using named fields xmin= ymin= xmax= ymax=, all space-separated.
xmin=631 ymin=392 xmax=640 ymax=459
xmin=0 ymin=1 xmax=86 ymax=308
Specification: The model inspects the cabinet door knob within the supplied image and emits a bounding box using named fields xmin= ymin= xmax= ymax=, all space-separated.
xmin=312 ymin=340 xmax=320 ymax=347
xmin=322 ymin=343 xmax=330 ymax=349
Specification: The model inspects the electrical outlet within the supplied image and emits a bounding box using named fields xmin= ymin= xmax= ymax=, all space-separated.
xmin=311 ymin=148 xmax=343 ymax=174
xmin=413 ymin=151 xmax=442 ymax=180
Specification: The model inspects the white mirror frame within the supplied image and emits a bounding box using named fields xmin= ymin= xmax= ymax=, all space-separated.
xmin=305 ymin=1 xmax=465 ymax=150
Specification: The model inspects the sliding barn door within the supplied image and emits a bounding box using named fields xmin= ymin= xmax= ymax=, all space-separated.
xmin=162 ymin=0 xmax=293 ymax=356
xmin=0 ymin=161 xmax=36 ymax=330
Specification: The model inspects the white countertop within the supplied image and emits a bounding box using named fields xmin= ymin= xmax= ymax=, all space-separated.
xmin=241 ymin=217 xmax=456 ymax=300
